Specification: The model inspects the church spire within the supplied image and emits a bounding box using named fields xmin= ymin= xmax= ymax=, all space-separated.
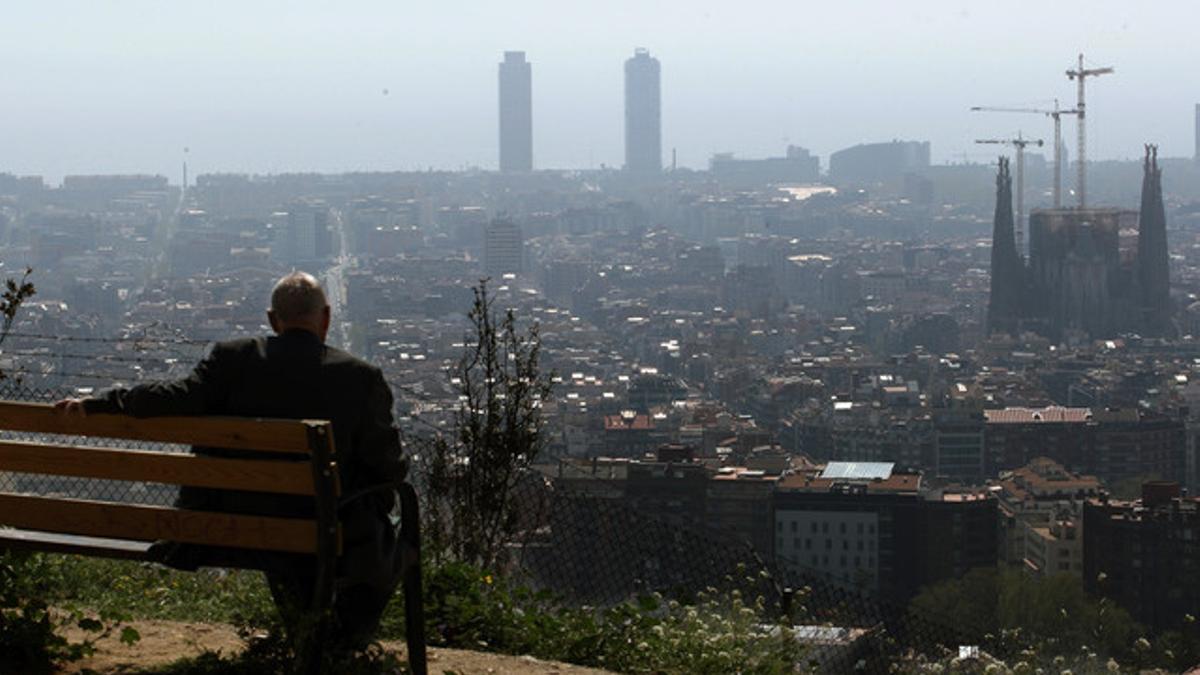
xmin=988 ymin=157 xmax=1024 ymax=334
xmin=1137 ymin=144 xmax=1172 ymax=335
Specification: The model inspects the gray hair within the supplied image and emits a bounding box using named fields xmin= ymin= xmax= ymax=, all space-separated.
xmin=270 ymin=271 xmax=327 ymax=323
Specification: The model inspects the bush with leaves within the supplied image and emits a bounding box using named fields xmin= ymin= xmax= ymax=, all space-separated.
xmin=0 ymin=265 xmax=34 ymax=377
xmin=391 ymin=558 xmax=806 ymax=674
xmin=903 ymin=567 xmax=1200 ymax=672
xmin=0 ymin=551 xmax=139 ymax=674
xmin=418 ymin=279 xmax=554 ymax=570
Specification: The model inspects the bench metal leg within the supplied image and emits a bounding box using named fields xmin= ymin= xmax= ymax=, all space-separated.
xmin=397 ymin=483 xmax=427 ymax=675
xmin=305 ymin=423 xmax=340 ymax=674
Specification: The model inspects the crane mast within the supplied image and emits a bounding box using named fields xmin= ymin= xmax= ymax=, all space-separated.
xmin=1066 ymin=53 xmax=1113 ymax=208
xmin=970 ymin=101 xmax=1079 ymax=208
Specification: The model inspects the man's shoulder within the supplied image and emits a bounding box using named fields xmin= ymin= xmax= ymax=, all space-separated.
xmin=322 ymin=344 xmax=381 ymax=376
xmin=210 ymin=336 xmax=264 ymax=358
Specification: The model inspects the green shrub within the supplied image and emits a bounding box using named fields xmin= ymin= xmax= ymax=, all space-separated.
xmin=385 ymin=559 xmax=805 ymax=674
xmin=0 ymin=551 xmax=136 ymax=674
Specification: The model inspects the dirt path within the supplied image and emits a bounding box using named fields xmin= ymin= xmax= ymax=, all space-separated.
xmin=60 ymin=619 xmax=615 ymax=674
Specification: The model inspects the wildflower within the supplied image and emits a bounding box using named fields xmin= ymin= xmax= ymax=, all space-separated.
xmin=1135 ymin=637 xmax=1151 ymax=651
xmin=1106 ymin=659 xmax=1120 ymax=672
xmin=483 ymin=574 xmax=493 ymax=585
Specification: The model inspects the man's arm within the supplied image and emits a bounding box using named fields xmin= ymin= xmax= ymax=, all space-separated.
xmin=58 ymin=342 xmax=240 ymax=418
xmin=354 ymin=367 xmax=407 ymax=485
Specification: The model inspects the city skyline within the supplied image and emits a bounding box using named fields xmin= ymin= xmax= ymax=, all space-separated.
xmin=2 ymin=1 xmax=1199 ymax=182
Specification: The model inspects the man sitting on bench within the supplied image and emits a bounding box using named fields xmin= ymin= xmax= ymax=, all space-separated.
xmin=55 ymin=271 xmax=408 ymax=647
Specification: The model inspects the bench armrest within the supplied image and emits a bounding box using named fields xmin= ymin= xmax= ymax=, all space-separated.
xmin=337 ymin=479 xmax=408 ymax=512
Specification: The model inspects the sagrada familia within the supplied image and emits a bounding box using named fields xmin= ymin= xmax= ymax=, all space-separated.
xmin=988 ymin=145 xmax=1172 ymax=340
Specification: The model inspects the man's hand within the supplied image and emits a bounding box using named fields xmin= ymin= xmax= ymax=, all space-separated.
xmin=54 ymin=398 xmax=88 ymax=417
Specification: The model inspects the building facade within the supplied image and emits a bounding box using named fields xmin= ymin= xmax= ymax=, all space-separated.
xmin=774 ymin=462 xmax=996 ymax=600
xmin=1083 ymin=482 xmax=1200 ymax=628
xmin=484 ymin=217 xmax=523 ymax=276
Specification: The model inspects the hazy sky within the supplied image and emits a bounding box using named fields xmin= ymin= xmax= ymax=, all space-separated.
xmin=2 ymin=1 xmax=1196 ymax=183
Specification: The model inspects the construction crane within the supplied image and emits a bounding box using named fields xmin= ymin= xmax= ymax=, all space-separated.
xmin=975 ymin=134 xmax=1044 ymax=257
xmin=970 ymin=101 xmax=1079 ymax=208
xmin=1066 ymin=53 xmax=1114 ymax=208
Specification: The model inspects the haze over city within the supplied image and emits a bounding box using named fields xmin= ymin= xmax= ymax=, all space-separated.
xmin=3 ymin=0 xmax=1198 ymax=182
xmin=5 ymin=2 xmax=1200 ymax=673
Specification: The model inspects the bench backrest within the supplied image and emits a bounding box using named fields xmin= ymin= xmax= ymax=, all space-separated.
xmin=0 ymin=401 xmax=341 ymax=556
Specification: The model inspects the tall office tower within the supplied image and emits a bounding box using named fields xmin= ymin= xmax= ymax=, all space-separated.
xmin=1137 ymin=144 xmax=1172 ymax=335
xmin=624 ymin=48 xmax=662 ymax=175
xmin=484 ymin=217 xmax=523 ymax=276
xmin=987 ymin=158 xmax=1023 ymax=334
xmin=498 ymin=51 xmax=533 ymax=172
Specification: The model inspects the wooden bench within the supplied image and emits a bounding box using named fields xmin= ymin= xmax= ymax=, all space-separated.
xmin=0 ymin=400 xmax=427 ymax=674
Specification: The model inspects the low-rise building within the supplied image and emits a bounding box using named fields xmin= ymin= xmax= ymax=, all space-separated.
xmin=774 ymin=461 xmax=996 ymax=600
xmin=1083 ymin=482 xmax=1200 ymax=628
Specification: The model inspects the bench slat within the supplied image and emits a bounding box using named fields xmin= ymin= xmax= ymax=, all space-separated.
xmin=0 ymin=528 xmax=152 ymax=559
xmin=0 ymin=441 xmax=317 ymax=495
xmin=0 ymin=494 xmax=323 ymax=554
xmin=0 ymin=401 xmax=328 ymax=454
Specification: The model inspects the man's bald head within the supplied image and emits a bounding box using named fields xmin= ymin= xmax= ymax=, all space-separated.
xmin=268 ymin=272 xmax=331 ymax=340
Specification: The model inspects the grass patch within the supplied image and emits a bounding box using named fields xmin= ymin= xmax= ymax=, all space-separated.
xmin=41 ymin=555 xmax=806 ymax=674
xmin=46 ymin=555 xmax=273 ymax=624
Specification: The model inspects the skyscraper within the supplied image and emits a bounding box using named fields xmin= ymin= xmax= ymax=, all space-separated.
xmin=624 ymin=48 xmax=661 ymax=175
xmin=498 ymin=51 xmax=532 ymax=173
xmin=484 ymin=217 xmax=523 ymax=276
xmin=1195 ymin=104 xmax=1199 ymax=163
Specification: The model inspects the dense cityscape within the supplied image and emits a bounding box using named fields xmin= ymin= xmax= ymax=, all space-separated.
xmin=4 ymin=41 xmax=1200 ymax=672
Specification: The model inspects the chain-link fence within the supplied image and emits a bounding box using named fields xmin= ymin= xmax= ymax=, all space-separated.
xmin=0 ymin=381 xmax=185 ymax=506
xmin=0 ymin=377 xmax=1004 ymax=673
xmin=495 ymin=474 xmax=1010 ymax=674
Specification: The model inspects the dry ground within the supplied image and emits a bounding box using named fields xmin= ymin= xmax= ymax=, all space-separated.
xmin=59 ymin=619 xmax=615 ymax=675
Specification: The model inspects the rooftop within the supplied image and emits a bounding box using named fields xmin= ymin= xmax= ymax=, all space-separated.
xmin=984 ymin=406 xmax=1092 ymax=424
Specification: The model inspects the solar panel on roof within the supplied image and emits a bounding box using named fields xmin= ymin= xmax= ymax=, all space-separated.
xmin=820 ymin=461 xmax=895 ymax=480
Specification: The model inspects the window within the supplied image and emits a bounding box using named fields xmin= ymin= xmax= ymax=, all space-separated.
xmin=811 ymin=522 xmax=818 ymax=533
xmin=805 ymin=538 xmax=812 ymax=550
xmin=858 ymin=523 xmax=864 ymax=534
xmin=825 ymin=538 xmax=833 ymax=550
xmin=822 ymin=522 xmax=829 ymax=534
xmin=840 ymin=522 xmax=847 ymax=534
xmin=790 ymin=521 xmax=798 ymax=533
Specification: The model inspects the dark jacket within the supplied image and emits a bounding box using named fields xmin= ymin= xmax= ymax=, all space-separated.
xmin=85 ymin=329 xmax=406 ymax=575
